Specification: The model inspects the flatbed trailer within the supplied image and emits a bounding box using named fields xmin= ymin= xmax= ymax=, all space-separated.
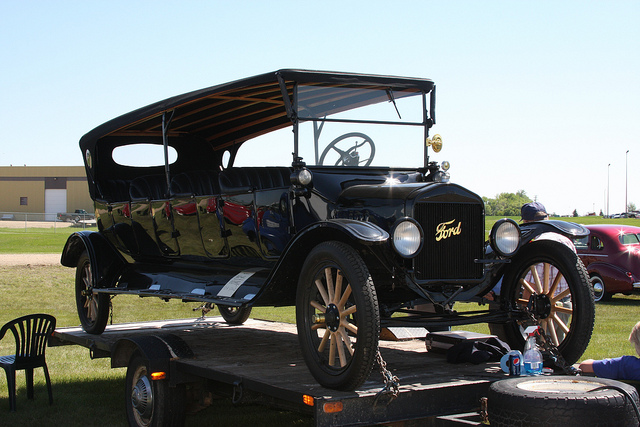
xmin=50 ymin=317 xmax=508 ymax=426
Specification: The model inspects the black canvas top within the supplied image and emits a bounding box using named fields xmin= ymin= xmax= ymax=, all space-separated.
xmin=79 ymin=69 xmax=435 ymax=153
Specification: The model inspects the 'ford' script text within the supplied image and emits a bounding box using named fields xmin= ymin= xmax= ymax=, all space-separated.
xmin=435 ymin=219 xmax=462 ymax=241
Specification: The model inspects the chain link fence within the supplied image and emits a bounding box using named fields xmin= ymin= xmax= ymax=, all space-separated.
xmin=0 ymin=212 xmax=96 ymax=231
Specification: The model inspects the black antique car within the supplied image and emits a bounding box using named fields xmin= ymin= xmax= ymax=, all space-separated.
xmin=61 ymin=69 xmax=594 ymax=392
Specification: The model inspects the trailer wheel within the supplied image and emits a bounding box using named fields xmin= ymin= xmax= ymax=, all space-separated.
xmin=218 ymin=305 xmax=252 ymax=325
xmin=126 ymin=351 xmax=185 ymax=427
xmin=488 ymin=376 xmax=640 ymax=427
xmin=296 ymin=241 xmax=380 ymax=391
xmin=75 ymin=251 xmax=110 ymax=334
xmin=489 ymin=241 xmax=595 ymax=366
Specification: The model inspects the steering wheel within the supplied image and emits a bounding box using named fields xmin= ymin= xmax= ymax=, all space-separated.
xmin=318 ymin=132 xmax=376 ymax=166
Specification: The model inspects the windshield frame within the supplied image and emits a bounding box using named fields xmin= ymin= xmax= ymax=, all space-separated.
xmin=282 ymin=81 xmax=436 ymax=169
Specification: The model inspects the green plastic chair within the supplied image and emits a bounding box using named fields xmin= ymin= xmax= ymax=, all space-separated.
xmin=0 ymin=314 xmax=56 ymax=412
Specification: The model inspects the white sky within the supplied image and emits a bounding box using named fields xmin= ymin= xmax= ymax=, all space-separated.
xmin=1 ymin=1 xmax=638 ymax=216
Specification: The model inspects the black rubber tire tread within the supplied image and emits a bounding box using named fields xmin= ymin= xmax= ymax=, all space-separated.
xmin=75 ymin=251 xmax=110 ymax=335
xmin=591 ymin=274 xmax=612 ymax=302
xmin=218 ymin=305 xmax=252 ymax=325
xmin=296 ymin=241 xmax=380 ymax=391
xmin=493 ymin=240 xmax=595 ymax=366
xmin=125 ymin=351 xmax=185 ymax=427
xmin=488 ymin=376 xmax=640 ymax=427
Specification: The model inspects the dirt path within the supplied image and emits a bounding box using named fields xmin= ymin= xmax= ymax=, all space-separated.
xmin=0 ymin=254 xmax=61 ymax=266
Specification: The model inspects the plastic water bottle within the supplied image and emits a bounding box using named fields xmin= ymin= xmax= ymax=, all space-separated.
xmin=523 ymin=326 xmax=543 ymax=375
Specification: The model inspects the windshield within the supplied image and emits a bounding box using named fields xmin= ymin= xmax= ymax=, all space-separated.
xmin=296 ymin=85 xmax=428 ymax=168
xmin=233 ymin=83 xmax=433 ymax=168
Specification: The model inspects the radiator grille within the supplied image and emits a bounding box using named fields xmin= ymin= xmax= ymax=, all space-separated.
xmin=413 ymin=202 xmax=484 ymax=281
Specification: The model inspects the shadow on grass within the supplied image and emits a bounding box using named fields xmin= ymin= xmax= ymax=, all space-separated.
xmin=596 ymin=297 xmax=640 ymax=308
xmin=0 ymin=377 xmax=312 ymax=427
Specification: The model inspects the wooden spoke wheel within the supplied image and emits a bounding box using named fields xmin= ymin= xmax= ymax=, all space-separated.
xmin=218 ymin=305 xmax=252 ymax=325
xmin=490 ymin=240 xmax=595 ymax=366
xmin=296 ymin=241 xmax=379 ymax=390
xmin=75 ymin=251 xmax=110 ymax=334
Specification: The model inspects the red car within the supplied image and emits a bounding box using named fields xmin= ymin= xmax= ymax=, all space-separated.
xmin=576 ymin=224 xmax=640 ymax=301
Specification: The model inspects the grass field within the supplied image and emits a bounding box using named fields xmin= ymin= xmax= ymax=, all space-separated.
xmin=0 ymin=216 xmax=639 ymax=425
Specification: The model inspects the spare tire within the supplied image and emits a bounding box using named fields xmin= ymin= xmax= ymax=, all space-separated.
xmin=488 ymin=376 xmax=640 ymax=427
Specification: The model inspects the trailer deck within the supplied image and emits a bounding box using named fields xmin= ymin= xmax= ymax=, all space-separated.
xmin=50 ymin=317 xmax=507 ymax=426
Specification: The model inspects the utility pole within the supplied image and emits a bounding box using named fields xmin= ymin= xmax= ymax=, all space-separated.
xmin=607 ymin=163 xmax=611 ymax=217
xmin=626 ymin=150 xmax=629 ymax=213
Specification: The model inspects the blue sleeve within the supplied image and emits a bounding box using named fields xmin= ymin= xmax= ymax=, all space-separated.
xmin=592 ymin=356 xmax=640 ymax=381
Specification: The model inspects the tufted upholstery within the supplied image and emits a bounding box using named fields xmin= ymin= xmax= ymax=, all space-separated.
xmin=218 ymin=167 xmax=292 ymax=193
xmin=129 ymin=175 xmax=168 ymax=201
xmin=170 ymin=170 xmax=220 ymax=197
xmin=97 ymin=179 xmax=130 ymax=202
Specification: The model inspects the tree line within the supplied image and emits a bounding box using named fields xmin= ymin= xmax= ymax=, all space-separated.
xmin=483 ymin=190 xmax=533 ymax=216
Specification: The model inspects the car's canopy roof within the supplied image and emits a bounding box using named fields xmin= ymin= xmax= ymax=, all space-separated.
xmin=80 ymin=69 xmax=435 ymax=155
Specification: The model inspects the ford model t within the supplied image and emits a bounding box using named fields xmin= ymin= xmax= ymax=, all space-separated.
xmin=61 ymin=69 xmax=594 ymax=392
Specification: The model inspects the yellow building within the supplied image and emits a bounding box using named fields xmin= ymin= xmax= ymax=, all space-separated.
xmin=0 ymin=166 xmax=93 ymax=220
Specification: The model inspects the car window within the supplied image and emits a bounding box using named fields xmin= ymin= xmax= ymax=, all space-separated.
xmin=590 ymin=236 xmax=604 ymax=251
xmin=112 ymin=143 xmax=178 ymax=167
xmin=619 ymin=233 xmax=640 ymax=245
xmin=574 ymin=236 xmax=589 ymax=249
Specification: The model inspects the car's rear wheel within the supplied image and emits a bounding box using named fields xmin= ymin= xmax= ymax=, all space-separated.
xmin=296 ymin=241 xmax=379 ymax=390
xmin=218 ymin=305 xmax=252 ymax=325
xmin=489 ymin=240 xmax=595 ymax=366
xmin=591 ymin=274 xmax=612 ymax=302
xmin=75 ymin=251 xmax=110 ymax=334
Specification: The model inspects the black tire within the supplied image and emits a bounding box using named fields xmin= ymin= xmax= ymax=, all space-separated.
xmin=75 ymin=251 xmax=110 ymax=334
xmin=125 ymin=351 xmax=185 ymax=427
xmin=490 ymin=240 xmax=595 ymax=366
xmin=488 ymin=376 xmax=640 ymax=427
xmin=296 ymin=241 xmax=380 ymax=390
xmin=218 ymin=305 xmax=252 ymax=325
xmin=591 ymin=274 xmax=612 ymax=302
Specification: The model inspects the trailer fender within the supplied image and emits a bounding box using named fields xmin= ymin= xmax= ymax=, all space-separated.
xmin=111 ymin=333 xmax=195 ymax=374
xmin=60 ymin=230 xmax=125 ymax=287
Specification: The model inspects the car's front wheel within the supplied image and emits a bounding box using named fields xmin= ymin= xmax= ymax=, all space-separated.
xmin=296 ymin=241 xmax=380 ymax=391
xmin=490 ymin=240 xmax=595 ymax=366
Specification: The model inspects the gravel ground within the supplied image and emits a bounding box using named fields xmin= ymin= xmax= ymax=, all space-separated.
xmin=0 ymin=253 xmax=61 ymax=266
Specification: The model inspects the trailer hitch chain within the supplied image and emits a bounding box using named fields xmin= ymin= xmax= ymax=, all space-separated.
xmin=373 ymin=350 xmax=400 ymax=408
xmin=232 ymin=380 xmax=244 ymax=404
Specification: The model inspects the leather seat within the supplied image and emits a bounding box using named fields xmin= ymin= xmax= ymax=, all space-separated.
xmin=218 ymin=167 xmax=291 ymax=193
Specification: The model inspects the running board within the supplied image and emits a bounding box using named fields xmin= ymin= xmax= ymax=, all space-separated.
xmin=93 ymin=287 xmax=248 ymax=306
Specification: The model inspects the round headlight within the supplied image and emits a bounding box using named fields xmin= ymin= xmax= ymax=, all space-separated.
xmin=290 ymin=168 xmax=313 ymax=186
xmin=490 ymin=218 xmax=521 ymax=257
xmin=392 ymin=219 xmax=423 ymax=258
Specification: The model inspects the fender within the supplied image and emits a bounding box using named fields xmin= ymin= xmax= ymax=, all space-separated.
xmin=519 ymin=220 xmax=589 ymax=246
xmin=586 ymin=261 xmax=636 ymax=294
xmin=252 ymin=219 xmax=390 ymax=306
xmin=110 ymin=334 xmax=194 ymax=383
xmin=60 ymin=230 xmax=126 ymax=288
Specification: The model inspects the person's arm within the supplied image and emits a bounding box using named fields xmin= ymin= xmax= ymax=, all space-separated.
xmin=578 ymin=359 xmax=595 ymax=374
